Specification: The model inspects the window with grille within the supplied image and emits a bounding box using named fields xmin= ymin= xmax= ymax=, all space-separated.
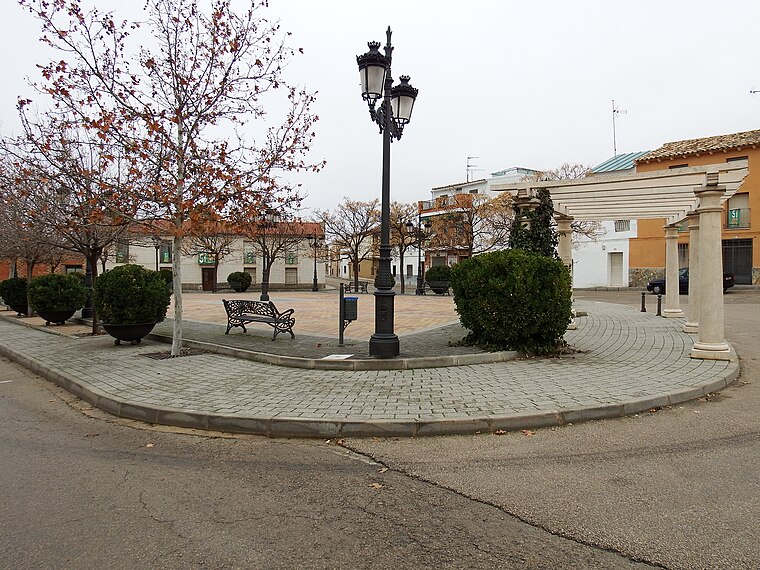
xmin=115 ymin=241 xmax=129 ymax=263
xmin=159 ymin=242 xmax=172 ymax=263
xmin=678 ymin=243 xmax=689 ymax=268
xmin=285 ymin=267 xmax=298 ymax=284
xmin=613 ymin=220 xmax=630 ymax=232
xmin=285 ymin=246 xmax=297 ymax=265
xmin=243 ymin=241 xmax=256 ymax=265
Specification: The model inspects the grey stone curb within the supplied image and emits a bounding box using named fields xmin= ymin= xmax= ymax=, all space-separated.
xmin=146 ymin=331 xmax=522 ymax=370
xmin=0 ymin=336 xmax=740 ymax=439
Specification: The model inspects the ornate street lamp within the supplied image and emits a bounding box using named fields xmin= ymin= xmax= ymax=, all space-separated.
xmin=152 ymin=235 xmax=161 ymax=271
xmin=357 ymin=27 xmax=418 ymax=358
xmin=258 ymin=209 xmax=281 ymax=302
xmin=307 ymin=232 xmax=323 ymax=292
xmin=405 ymin=215 xmax=432 ymax=296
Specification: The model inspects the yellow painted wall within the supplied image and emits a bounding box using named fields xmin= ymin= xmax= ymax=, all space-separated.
xmin=632 ymin=147 xmax=760 ymax=273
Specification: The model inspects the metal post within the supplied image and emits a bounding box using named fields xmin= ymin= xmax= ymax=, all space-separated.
xmin=640 ymin=291 xmax=647 ymax=312
xmin=154 ymin=245 xmax=160 ymax=271
xmin=339 ymin=283 xmax=345 ymax=347
xmin=415 ymin=212 xmax=424 ymax=296
xmin=312 ymin=235 xmax=319 ymax=292
xmin=369 ymin=29 xmax=399 ymax=358
xmin=656 ymin=294 xmax=662 ymax=317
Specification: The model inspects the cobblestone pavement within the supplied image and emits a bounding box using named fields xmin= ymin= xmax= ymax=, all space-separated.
xmin=0 ymin=299 xmax=738 ymax=437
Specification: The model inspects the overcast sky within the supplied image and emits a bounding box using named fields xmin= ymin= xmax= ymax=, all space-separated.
xmin=2 ymin=0 xmax=759 ymax=215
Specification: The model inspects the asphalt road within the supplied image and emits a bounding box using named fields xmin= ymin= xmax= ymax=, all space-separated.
xmin=2 ymin=289 xmax=757 ymax=569
xmin=0 ymin=356 xmax=646 ymax=569
xmin=349 ymin=289 xmax=760 ymax=570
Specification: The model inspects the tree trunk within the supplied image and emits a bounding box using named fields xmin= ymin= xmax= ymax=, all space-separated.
xmin=87 ymin=252 xmax=101 ymax=335
xmin=399 ymin=249 xmax=405 ymax=294
xmin=24 ymin=261 xmax=35 ymax=316
xmin=352 ymin=257 xmax=360 ymax=289
xmin=171 ymin=230 xmax=183 ymax=356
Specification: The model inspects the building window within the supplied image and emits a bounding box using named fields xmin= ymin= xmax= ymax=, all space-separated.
xmin=244 ymin=267 xmax=257 ymax=284
xmin=469 ymin=189 xmax=478 ymax=194
xmin=727 ymin=193 xmax=750 ymax=229
xmin=613 ymin=220 xmax=630 ymax=232
xmin=406 ymin=264 xmax=413 ymax=276
xmin=243 ymin=241 xmax=257 ymax=265
xmin=159 ymin=242 xmax=172 ymax=264
xmin=669 ymin=164 xmax=688 ymax=169
xmin=198 ymin=252 xmax=214 ymax=265
xmin=65 ymin=265 xmax=83 ymax=274
xmin=727 ymin=156 xmax=748 ymax=163
xmin=285 ymin=246 xmax=297 ymax=265
xmin=285 ymin=267 xmax=298 ymax=284
xmin=115 ymin=241 xmax=129 ymax=263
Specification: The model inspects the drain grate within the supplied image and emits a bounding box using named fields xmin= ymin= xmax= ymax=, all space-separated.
xmin=143 ymin=348 xmax=207 ymax=360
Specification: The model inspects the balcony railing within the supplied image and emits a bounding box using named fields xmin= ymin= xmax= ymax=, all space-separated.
xmin=725 ymin=208 xmax=750 ymax=229
xmin=418 ymin=193 xmax=474 ymax=213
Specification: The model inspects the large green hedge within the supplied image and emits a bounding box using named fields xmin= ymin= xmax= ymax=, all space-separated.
xmin=94 ymin=264 xmax=171 ymax=324
xmin=450 ymin=249 xmax=572 ymax=355
xmin=28 ymin=273 xmax=88 ymax=313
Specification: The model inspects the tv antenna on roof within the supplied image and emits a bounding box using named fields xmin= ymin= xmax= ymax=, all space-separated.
xmin=466 ymin=156 xmax=483 ymax=182
xmin=612 ymin=99 xmax=627 ymax=156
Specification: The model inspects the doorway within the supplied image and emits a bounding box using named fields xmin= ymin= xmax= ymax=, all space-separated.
xmin=609 ymin=252 xmax=624 ymax=286
xmin=723 ymin=238 xmax=752 ymax=284
xmin=201 ymin=268 xmax=215 ymax=291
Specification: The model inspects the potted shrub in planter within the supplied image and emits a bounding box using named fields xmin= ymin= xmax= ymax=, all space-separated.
xmin=94 ymin=264 xmax=172 ymax=345
xmin=28 ymin=273 xmax=89 ymax=325
xmin=227 ymin=271 xmax=252 ymax=293
xmin=424 ymin=265 xmax=452 ymax=295
xmin=0 ymin=277 xmax=28 ymax=315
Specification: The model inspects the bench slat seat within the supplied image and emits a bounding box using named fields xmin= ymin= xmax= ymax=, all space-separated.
xmin=222 ymin=299 xmax=295 ymax=340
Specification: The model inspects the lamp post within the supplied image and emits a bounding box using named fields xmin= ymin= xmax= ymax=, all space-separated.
xmin=307 ymin=233 xmax=323 ymax=292
xmin=152 ymin=236 xmax=161 ymax=271
xmin=258 ymin=209 xmax=281 ymax=302
xmin=357 ymin=27 xmax=418 ymax=358
xmin=405 ymin=215 xmax=432 ymax=296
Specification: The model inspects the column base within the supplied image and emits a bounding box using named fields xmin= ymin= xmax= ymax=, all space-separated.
xmin=690 ymin=342 xmax=731 ymax=361
xmin=662 ymin=309 xmax=685 ymax=318
xmin=682 ymin=321 xmax=699 ymax=334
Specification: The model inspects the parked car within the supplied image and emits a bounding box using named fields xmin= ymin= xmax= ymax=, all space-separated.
xmin=646 ymin=267 xmax=735 ymax=295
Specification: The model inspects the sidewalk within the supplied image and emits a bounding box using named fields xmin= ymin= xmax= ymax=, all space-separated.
xmin=0 ymin=297 xmax=739 ymax=437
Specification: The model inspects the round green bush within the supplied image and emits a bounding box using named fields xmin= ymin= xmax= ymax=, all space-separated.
xmin=227 ymin=271 xmax=252 ymax=292
xmin=158 ymin=268 xmax=174 ymax=287
xmin=0 ymin=277 xmax=28 ymax=314
xmin=424 ymin=265 xmax=452 ymax=282
xmin=94 ymin=264 xmax=171 ymax=324
xmin=28 ymin=274 xmax=88 ymax=313
xmin=450 ymin=249 xmax=572 ymax=355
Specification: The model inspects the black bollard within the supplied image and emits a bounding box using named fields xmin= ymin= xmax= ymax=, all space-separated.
xmin=640 ymin=291 xmax=647 ymax=312
xmin=656 ymin=294 xmax=662 ymax=317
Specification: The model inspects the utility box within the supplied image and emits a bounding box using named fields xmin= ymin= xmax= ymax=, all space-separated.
xmin=343 ymin=297 xmax=358 ymax=321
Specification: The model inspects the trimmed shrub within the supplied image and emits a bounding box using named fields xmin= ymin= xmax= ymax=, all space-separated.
xmin=0 ymin=277 xmax=28 ymax=314
xmin=28 ymin=273 xmax=88 ymax=314
xmin=450 ymin=249 xmax=572 ymax=355
xmin=425 ymin=264 xmax=452 ymax=294
xmin=227 ymin=271 xmax=252 ymax=292
xmin=158 ymin=268 xmax=174 ymax=287
xmin=94 ymin=264 xmax=171 ymax=324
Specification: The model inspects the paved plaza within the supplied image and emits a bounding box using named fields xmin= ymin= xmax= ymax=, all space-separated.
xmin=0 ymin=289 xmax=740 ymax=437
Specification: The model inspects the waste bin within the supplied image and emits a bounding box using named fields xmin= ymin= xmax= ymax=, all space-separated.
xmin=343 ymin=296 xmax=358 ymax=321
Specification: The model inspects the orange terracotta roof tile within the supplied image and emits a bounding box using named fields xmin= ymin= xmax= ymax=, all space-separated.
xmin=636 ymin=129 xmax=760 ymax=163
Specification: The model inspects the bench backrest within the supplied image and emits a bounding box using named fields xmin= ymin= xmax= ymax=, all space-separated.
xmin=223 ymin=299 xmax=277 ymax=318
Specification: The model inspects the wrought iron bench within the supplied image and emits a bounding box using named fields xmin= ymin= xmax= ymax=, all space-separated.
xmin=345 ymin=281 xmax=369 ymax=294
xmin=222 ymin=299 xmax=295 ymax=340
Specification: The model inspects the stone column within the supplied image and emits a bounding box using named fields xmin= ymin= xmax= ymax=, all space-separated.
xmin=683 ymin=210 xmax=700 ymax=334
xmin=556 ymin=215 xmax=576 ymax=330
xmin=691 ymin=174 xmax=730 ymax=360
xmin=662 ymin=224 xmax=684 ymax=318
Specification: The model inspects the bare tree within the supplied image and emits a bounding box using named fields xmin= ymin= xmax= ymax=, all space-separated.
xmin=389 ymin=202 xmax=418 ymax=294
xmin=428 ymin=193 xmax=513 ymax=257
xmin=21 ymin=0 xmax=323 ymax=354
xmin=315 ymin=198 xmax=380 ymax=289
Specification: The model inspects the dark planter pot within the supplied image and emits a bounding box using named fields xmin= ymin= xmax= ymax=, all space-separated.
xmin=8 ymin=303 xmax=28 ymax=315
xmin=37 ymin=308 xmax=77 ymax=325
xmin=102 ymin=322 xmax=156 ymax=345
xmin=426 ymin=281 xmax=451 ymax=295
